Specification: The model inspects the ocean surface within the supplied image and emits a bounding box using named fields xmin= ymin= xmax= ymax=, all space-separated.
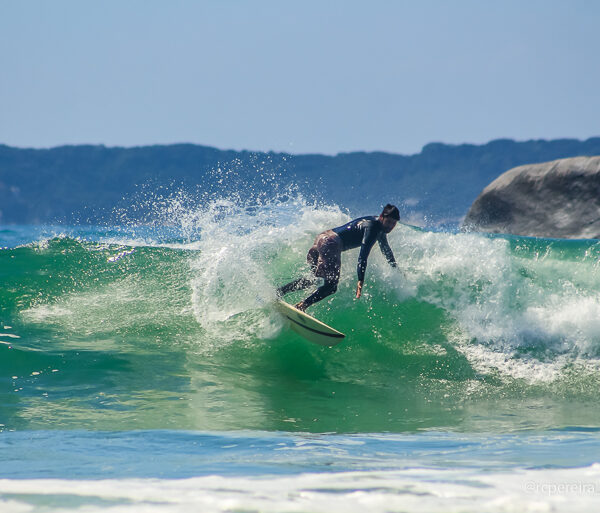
xmin=3 ymin=196 xmax=600 ymax=511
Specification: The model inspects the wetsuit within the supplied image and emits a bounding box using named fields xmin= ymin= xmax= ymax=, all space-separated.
xmin=332 ymin=216 xmax=397 ymax=282
xmin=277 ymin=216 xmax=397 ymax=309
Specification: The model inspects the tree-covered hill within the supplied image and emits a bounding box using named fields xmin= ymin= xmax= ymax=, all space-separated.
xmin=1 ymin=137 xmax=599 ymax=226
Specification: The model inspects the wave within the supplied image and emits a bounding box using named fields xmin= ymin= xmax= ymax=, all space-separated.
xmin=3 ymin=195 xmax=600 ymax=432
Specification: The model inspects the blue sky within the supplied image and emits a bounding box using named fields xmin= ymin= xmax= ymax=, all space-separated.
xmin=1 ymin=0 xmax=599 ymax=155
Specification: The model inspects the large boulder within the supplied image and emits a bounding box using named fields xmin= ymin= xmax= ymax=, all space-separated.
xmin=462 ymin=156 xmax=600 ymax=238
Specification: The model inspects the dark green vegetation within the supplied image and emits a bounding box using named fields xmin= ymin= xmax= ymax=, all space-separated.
xmin=1 ymin=137 xmax=600 ymax=225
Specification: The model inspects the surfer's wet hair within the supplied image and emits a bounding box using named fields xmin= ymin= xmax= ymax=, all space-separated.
xmin=381 ymin=204 xmax=400 ymax=221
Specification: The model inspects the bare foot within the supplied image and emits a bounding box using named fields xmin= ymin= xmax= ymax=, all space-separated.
xmin=294 ymin=301 xmax=307 ymax=312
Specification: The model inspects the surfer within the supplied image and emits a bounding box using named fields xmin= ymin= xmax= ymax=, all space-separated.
xmin=277 ymin=204 xmax=400 ymax=311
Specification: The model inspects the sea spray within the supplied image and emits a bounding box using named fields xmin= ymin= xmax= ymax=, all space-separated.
xmin=185 ymin=195 xmax=348 ymax=346
xmin=3 ymin=195 xmax=600 ymax=432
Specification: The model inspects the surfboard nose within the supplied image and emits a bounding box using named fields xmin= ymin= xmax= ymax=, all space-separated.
xmin=275 ymin=300 xmax=345 ymax=346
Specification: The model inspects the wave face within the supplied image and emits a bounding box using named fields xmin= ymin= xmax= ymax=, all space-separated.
xmin=3 ymin=196 xmax=600 ymax=433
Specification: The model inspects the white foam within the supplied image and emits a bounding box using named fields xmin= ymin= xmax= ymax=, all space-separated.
xmin=384 ymin=227 xmax=600 ymax=382
xmin=1 ymin=465 xmax=600 ymax=513
xmin=186 ymin=197 xmax=349 ymax=348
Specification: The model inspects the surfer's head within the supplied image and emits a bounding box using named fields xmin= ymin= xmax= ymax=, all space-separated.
xmin=379 ymin=204 xmax=399 ymax=233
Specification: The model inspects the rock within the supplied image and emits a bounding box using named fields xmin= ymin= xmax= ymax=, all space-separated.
xmin=462 ymin=156 xmax=600 ymax=239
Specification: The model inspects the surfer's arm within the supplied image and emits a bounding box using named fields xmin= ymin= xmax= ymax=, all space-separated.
xmin=378 ymin=234 xmax=397 ymax=268
xmin=356 ymin=224 xmax=377 ymax=283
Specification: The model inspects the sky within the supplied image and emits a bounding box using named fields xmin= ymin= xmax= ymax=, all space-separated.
xmin=1 ymin=0 xmax=599 ymax=155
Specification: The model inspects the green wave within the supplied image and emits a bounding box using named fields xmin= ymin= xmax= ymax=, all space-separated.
xmin=3 ymin=229 xmax=600 ymax=433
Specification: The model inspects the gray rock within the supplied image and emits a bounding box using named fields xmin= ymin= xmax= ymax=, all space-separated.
xmin=462 ymin=156 xmax=600 ymax=238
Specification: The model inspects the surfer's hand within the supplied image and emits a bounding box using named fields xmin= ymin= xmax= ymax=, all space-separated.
xmin=355 ymin=281 xmax=363 ymax=299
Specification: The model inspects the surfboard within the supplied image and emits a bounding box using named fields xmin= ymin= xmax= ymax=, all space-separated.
xmin=275 ymin=300 xmax=346 ymax=346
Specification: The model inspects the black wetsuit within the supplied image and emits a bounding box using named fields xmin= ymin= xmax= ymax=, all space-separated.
xmin=332 ymin=216 xmax=397 ymax=282
xmin=278 ymin=216 xmax=397 ymax=309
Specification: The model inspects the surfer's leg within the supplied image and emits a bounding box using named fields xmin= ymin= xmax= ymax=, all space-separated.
xmin=295 ymin=279 xmax=338 ymax=311
xmin=277 ymin=241 xmax=321 ymax=297
xmin=307 ymin=244 xmax=319 ymax=274
xmin=296 ymin=234 xmax=341 ymax=311
xmin=276 ymin=238 xmax=321 ymax=297
xmin=277 ymin=276 xmax=316 ymax=297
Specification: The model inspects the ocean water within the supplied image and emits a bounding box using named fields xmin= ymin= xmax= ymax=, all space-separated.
xmin=3 ymin=196 xmax=600 ymax=511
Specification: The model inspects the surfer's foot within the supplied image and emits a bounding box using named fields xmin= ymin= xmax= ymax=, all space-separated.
xmin=294 ymin=301 xmax=307 ymax=312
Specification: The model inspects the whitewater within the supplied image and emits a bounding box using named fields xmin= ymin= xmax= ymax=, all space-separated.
xmin=3 ymin=194 xmax=600 ymax=511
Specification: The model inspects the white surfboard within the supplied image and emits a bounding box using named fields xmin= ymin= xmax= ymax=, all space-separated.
xmin=275 ymin=300 xmax=345 ymax=346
